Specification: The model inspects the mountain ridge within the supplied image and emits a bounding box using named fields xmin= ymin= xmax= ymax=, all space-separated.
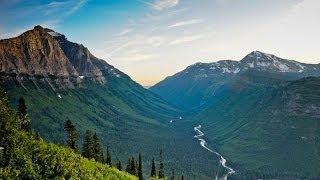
xmin=150 ymin=51 xmax=320 ymax=110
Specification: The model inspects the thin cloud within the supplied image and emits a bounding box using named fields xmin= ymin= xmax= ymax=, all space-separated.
xmin=135 ymin=0 xmax=158 ymax=9
xmin=154 ymin=0 xmax=180 ymax=10
xmin=136 ymin=0 xmax=180 ymax=10
xmin=67 ymin=0 xmax=89 ymax=15
xmin=118 ymin=53 xmax=156 ymax=62
xmin=116 ymin=28 xmax=134 ymax=36
xmin=104 ymin=42 xmax=132 ymax=58
xmin=45 ymin=1 xmax=70 ymax=16
xmin=168 ymin=19 xmax=204 ymax=28
xmin=169 ymin=35 xmax=204 ymax=45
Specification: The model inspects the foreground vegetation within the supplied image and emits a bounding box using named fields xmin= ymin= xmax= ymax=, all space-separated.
xmin=0 ymin=90 xmax=136 ymax=179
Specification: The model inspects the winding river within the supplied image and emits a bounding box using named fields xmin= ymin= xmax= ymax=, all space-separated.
xmin=194 ymin=125 xmax=235 ymax=180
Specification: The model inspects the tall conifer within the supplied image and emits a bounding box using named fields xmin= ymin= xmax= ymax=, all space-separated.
xmin=150 ymin=157 xmax=156 ymax=177
xmin=17 ymin=97 xmax=30 ymax=132
xmin=64 ymin=120 xmax=77 ymax=150
xmin=92 ymin=133 xmax=102 ymax=162
xmin=158 ymin=150 xmax=165 ymax=178
xmin=82 ymin=130 xmax=94 ymax=158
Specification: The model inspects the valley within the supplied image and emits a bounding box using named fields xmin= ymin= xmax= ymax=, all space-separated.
xmin=0 ymin=26 xmax=319 ymax=179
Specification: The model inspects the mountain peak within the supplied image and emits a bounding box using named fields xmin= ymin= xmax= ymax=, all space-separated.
xmin=0 ymin=26 xmax=113 ymax=86
xmin=34 ymin=25 xmax=44 ymax=30
xmin=246 ymin=51 xmax=277 ymax=60
xmin=0 ymin=26 xmax=78 ymax=78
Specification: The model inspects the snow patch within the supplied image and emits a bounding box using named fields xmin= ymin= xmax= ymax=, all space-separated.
xmin=57 ymin=94 xmax=62 ymax=99
xmin=257 ymin=61 xmax=270 ymax=67
xmin=277 ymin=63 xmax=290 ymax=72
xmin=79 ymin=76 xmax=85 ymax=79
xmin=294 ymin=61 xmax=305 ymax=72
xmin=234 ymin=68 xmax=240 ymax=74
xmin=248 ymin=62 xmax=254 ymax=68
xmin=47 ymin=31 xmax=62 ymax=37
xmin=222 ymin=68 xmax=232 ymax=73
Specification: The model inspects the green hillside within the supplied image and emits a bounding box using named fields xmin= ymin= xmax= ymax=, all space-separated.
xmin=0 ymin=90 xmax=136 ymax=180
xmin=194 ymin=75 xmax=320 ymax=179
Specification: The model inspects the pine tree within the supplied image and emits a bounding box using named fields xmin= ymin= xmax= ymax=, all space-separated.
xmin=92 ymin=133 xmax=102 ymax=162
xmin=105 ymin=146 xmax=112 ymax=165
xmin=116 ymin=160 xmax=122 ymax=171
xmin=158 ymin=150 xmax=165 ymax=178
xmin=17 ymin=97 xmax=30 ymax=132
xmin=150 ymin=157 xmax=156 ymax=177
xmin=130 ymin=156 xmax=137 ymax=175
xmin=82 ymin=130 xmax=94 ymax=158
xmin=64 ymin=120 xmax=77 ymax=150
xmin=100 ymin=151 xmax=105 ymax=163
xmin=181 ymin=175 xmax=184 ymax=180
xmin=138 ymin=153 xmax=143 ymax=180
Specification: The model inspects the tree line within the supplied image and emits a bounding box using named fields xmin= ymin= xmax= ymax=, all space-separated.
xmin=64 ymin=119 xmax=185 ymax=179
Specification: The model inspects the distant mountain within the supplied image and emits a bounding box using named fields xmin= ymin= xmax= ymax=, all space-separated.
xmin=150 ymin=51 xmax=320 ymax=110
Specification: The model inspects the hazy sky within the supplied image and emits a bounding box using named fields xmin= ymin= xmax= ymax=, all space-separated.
xmin=0 ymin=0 xmax=319 ymax=86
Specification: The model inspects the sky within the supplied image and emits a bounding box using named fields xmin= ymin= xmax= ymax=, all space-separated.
xmin=0 ymin=0 xmax=320 ymax=86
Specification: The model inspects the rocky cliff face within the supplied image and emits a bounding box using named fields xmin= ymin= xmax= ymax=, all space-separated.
xmin=0 ymin=26 xmax=78 ymax=77
xmin=0 ymin=26 xmax=108 ymax=87
xmin=49 ymin=29 xmax=105 ymax=82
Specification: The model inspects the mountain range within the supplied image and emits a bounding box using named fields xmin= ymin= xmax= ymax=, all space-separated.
xmin=0 ymin=26 xmax=319 ymax=179
xmin=151 ymin=51 xmax=320 ymax=110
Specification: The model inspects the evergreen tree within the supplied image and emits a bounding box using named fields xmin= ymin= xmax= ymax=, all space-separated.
xmin=138 ymin=153 xmax=143 ymax=180
xmin=181 ymin=175 xmax=184 ymax=180
xmin=64 ymin=120 xmax=77 ymax=150
xmin=17 ymin=97 xmax=30 ymax=132
xmin=92 ymin=133 xmax=102 ymax=162
xmin=158 ymin=150 xmax=165 ymax=178
xmin=125 ymin=158 xmax=131 ymax=173
xmin=105 ymin=146 xmax=112 ymax=165
xmin=129 ymin=157 xmax=137 ymax=175
xmin=100 ymin=151 xmax=105 ymax=163
xmin=116 ymin=160 xmax=122 ymax=171
xmin=82 ymin=130 xmax=94 ymax=158
xmin=150 ymin=157 xmax=156 ymax=177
